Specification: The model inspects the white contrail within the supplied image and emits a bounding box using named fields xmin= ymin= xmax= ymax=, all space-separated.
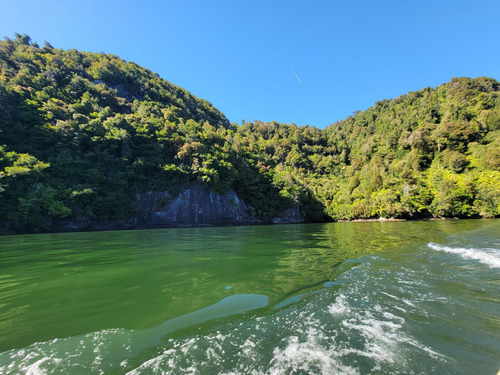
xmin=289 ymin=64 xmax=302 ymax=84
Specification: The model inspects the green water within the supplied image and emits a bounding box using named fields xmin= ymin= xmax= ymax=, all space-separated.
xmin=0 ymin=220 xmax=499 ymax=374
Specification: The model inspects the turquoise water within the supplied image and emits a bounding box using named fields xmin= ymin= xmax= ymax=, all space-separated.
xmin=0 ymin=220 xmax=499 ymax=374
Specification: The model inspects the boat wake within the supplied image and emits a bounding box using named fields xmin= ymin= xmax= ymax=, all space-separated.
xmin=125 ymin=256 xmax=445 ymax=375
xmin=0 ymin=260 xmax=444 ymax=375
xmin=2 ymin=231 xmax=499 ymax=374
xmin=428 ymin=242 xmax=500 ymax=268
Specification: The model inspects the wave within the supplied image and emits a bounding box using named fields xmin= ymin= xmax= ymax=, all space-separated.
xmin=0 ymin=294 xmax=269 ymax=375
xmin=125 ymin=270 xmax=444 ymax=375
xmin=427 ymin=242 xmax=500 ymax=269
xmin=3 ymin=237 xmax=497 ymax=374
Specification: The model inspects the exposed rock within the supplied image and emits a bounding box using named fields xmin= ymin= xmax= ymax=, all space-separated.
xmin=272 ymin=207 xmax=304 ymax=224
xmin=60 ymin=217 xmax=138 ymax=232
xmin=56 ymin=184 xmax=303 ymax=232
xmin=144 ymin=185 xmax=258 ymax=226
xmin=136 ymin=190 xmax=171 ymax=222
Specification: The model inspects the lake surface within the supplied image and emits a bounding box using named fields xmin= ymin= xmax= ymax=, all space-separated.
xmin=0 ymin=220 xmax=499 ymax=374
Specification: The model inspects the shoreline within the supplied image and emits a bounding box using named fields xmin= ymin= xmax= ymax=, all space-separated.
xmin=336 ymin=216 xmax=483 ymax=223
xmin=0 ymin=216 xmax=496 ymax=236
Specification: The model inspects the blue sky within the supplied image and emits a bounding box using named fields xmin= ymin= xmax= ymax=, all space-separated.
xmin=1 ymin=0 xmax=499 ymax=128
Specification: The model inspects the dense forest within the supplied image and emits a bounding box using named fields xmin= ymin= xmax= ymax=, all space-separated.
xmin=1 ymin=34 xmax=499 ymax=232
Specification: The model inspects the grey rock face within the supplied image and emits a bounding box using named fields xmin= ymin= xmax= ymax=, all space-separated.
xmin=272 ymin=207 xmax=304 ymax=224
xmin=138 ymin=185 xmax=258 ymax=226
xmin=58 ymin=184 xmax=303 ymax=232
xmin=136 ymin=190 xmax=171 ymax=222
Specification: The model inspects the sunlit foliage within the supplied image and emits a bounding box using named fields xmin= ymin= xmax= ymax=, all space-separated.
xmin=1 ymin=34 xmax=499 ymax=232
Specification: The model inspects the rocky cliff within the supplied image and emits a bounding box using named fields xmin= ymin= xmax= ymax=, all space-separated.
xmin=59 ymin=184 xmax=303 ymax=232
xmin=137 ymin=185 xmax=258 ymax=226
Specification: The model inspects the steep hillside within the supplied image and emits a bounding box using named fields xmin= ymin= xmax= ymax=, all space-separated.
xmin=319 ymin=77 xmax=500 ymax=219
xmin=1 ymin=34 xmax=499 ymax=233
xmin=0 ymin=34 xmax=296 ymax=232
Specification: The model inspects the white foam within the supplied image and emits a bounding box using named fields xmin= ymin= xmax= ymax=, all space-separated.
xmin=125 ymin=350 xmax=174 ymax=375
xmin=269 ymin=336 xmax=359 ymax=375
xmin=380 ymin=291 xmax=400 ymax=301
xmin=428 ymin=242 xmax=500 ymax=269
xmin=382 ymin=312 xmax=405 ymax=323
xmin=328 ymin=295 xmax=349 ymax=315
xmin=24 ymin=356 xmax=61 ymax=375
xmin=401 ymin=299 xmax=416 ymax=308
xmin=241 ymin=339 xmax=257 ymax=357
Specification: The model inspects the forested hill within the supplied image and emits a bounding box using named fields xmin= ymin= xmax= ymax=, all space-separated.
xmin=1 ymin=34 xmax=499 ymax=233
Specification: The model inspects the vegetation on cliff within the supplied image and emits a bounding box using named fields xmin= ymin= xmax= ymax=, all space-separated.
xmin=1 ymin=34 xmax=499 ymax=231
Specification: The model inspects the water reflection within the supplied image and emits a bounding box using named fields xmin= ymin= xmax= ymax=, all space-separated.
xmin=0 ymin=220 xmax=490 ymax=351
